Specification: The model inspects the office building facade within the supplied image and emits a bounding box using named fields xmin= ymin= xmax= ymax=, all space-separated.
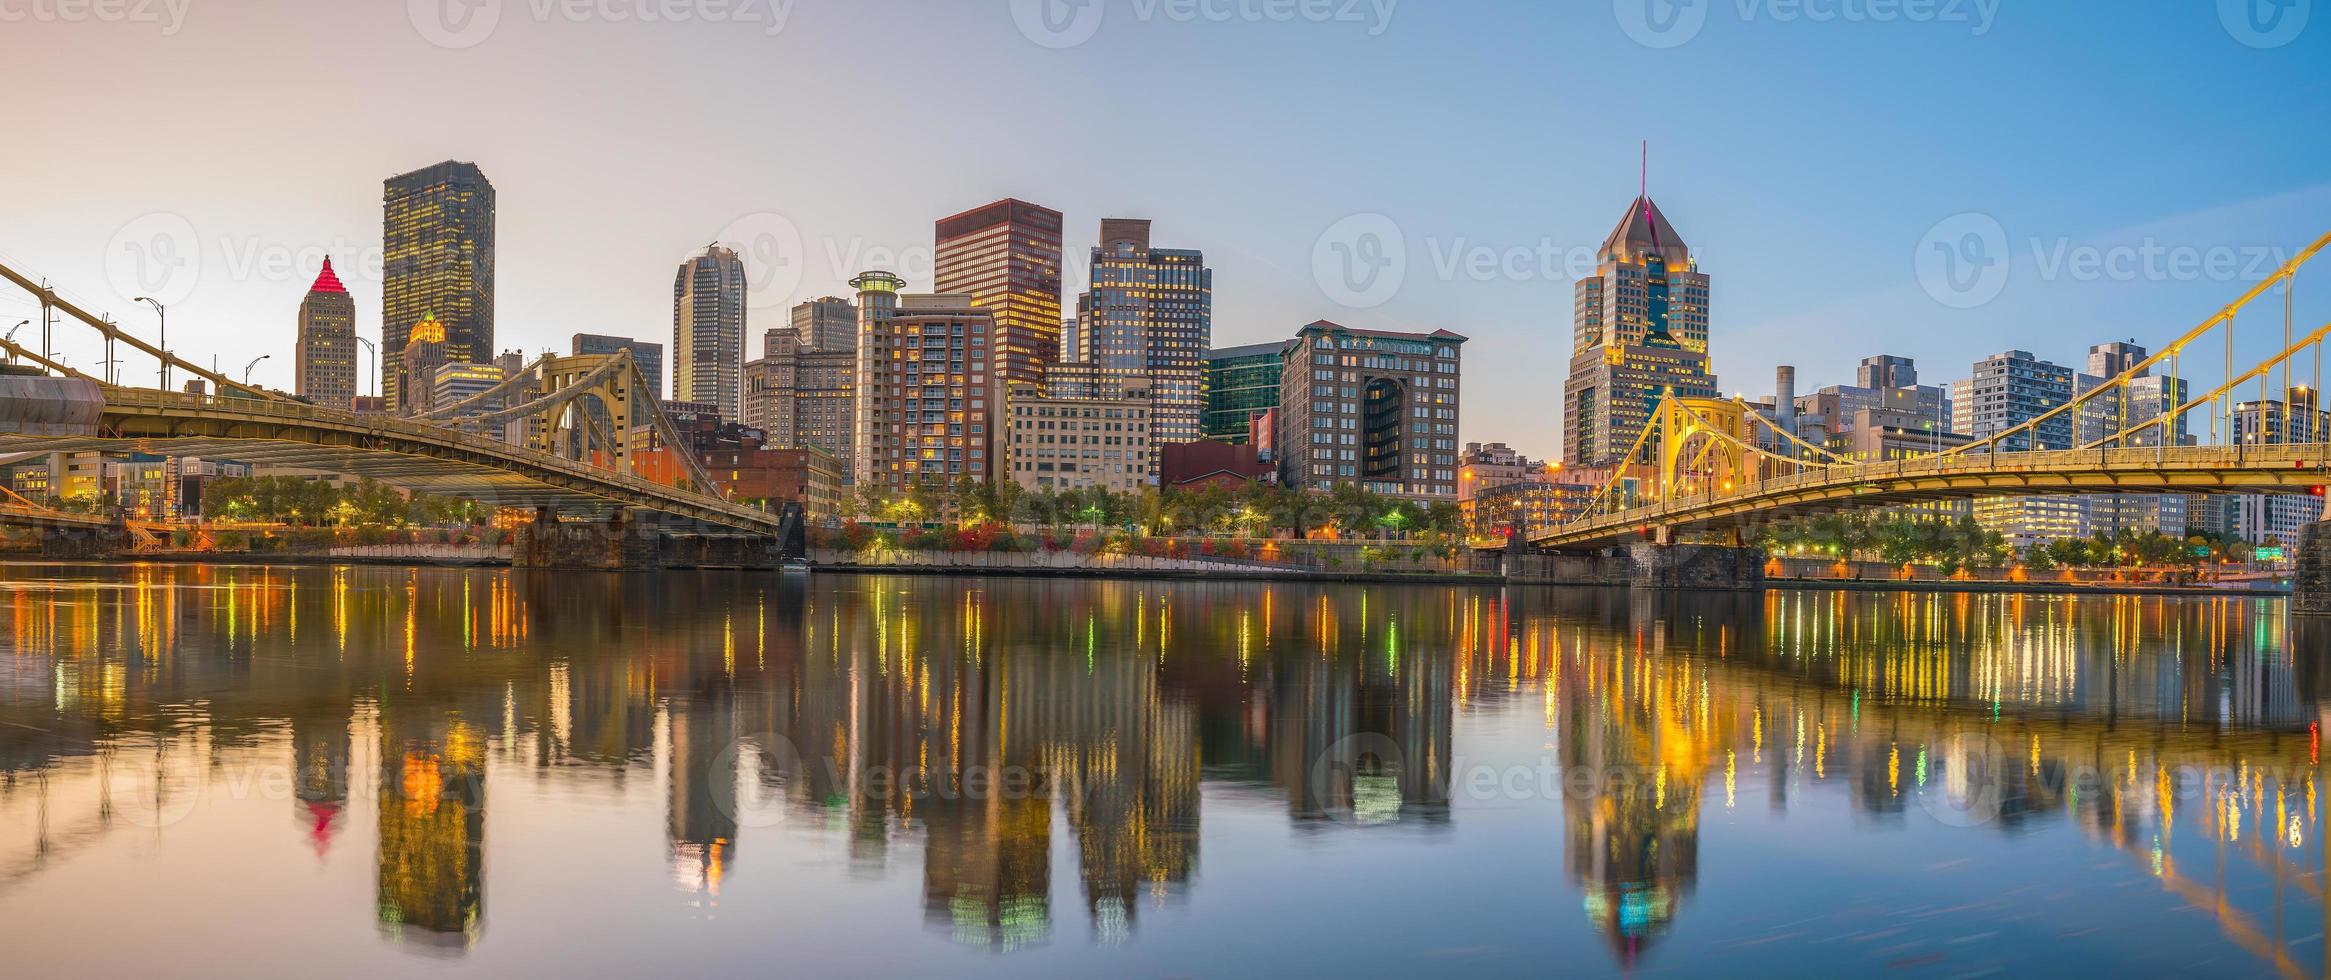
xmin=572 ymin=333 xmax=665 ymax=400
xmin=1565 ymin=196 xmax=1717 ymax=467
xmin=1205 ymin=342 xmax=1286 ymax=444
xmin=791 ymin=296 xmax=856 ymax=353
xmin=673 ymin=244 xmax=748 ymax=422
xmin=1003 ymin=384 xmax=1153 ymax=494
xmin=1071 ymin=218 xmax=1212 ymax=448
xmin=383 ymin=160 xmax=494 ymax=411
xmin=1277 ymin=320 xmax=1464 ymax=499
xmin=743 ymin=326 xmax=857 ymax=472
xmin=935 ymin=199 xmax=1063 ymax=393
xmin=295 ymin=258 xmax=359 ymax=411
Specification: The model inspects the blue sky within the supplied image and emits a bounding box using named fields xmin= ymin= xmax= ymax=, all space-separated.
xmin=2 ymin=0 xmax=2326 ymax=458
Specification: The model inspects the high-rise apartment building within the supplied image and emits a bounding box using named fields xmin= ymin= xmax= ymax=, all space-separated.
xmin=2230 ymin=388 xmax=2330 ymax=545
xmin=850 ymin=272 xmax=1001 ymax=495
xmin=791 ymin=296 xmax=856 ymax=353
xmin=743 ymin=326 xmax=856 ymax=472
xmin=1205 ymin=342 xmax=1287 ymax=443
xmin=1277 ymin=320 xmax=1465 ymax=499
xmin=382 ymin=161 xmax=494 ymax=412
xmin=1951 ymin=350 xmax=2082 ymax=550
xmin=572 ymin=333 xmax=664 ymax=399
xmin=295 ymin=258 xmax=358 ymax=412
xmin=934 ymin=199 xmax=1063 ymax=393
xmin=1564 ymin=196 xmax=1717 ymax=467
xmin=1069 ymin=218 xmax=1213 ymax=449
xmin=673 ymin=245 xmax=748 ymax=422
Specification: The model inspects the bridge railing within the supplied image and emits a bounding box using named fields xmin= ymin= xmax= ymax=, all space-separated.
xmin=100 ymin=389 xmax=782 ymax=529
xmin=1554 ymin=443 xmax=2331 ymax=539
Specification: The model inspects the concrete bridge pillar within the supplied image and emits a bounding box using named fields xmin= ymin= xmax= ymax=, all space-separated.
xmin=39 ymin=524 xmax=129 ymax=561
xmin=511 ymin=508 xmax=661 ymax=571
xmin=1627 ymin=542 xmax=1767 ymax=592
xmin=2297 ymin=521 xmax=2331 ymax=618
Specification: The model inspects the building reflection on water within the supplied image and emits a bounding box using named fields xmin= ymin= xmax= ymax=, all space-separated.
xmin=0 ymin=564 xmax=2326 ymax=974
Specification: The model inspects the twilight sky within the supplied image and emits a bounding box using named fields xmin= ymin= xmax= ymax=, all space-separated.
xmin=2 ymin=0 xmax=2327 ymax=460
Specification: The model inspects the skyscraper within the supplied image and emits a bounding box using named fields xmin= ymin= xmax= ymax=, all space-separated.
xmin=295 ymin=258 xmax=358 ymax=412
xmin=743 ymin=325 xmax=856 ymax=472
xmin=1951 ymin=350 xmax=2082 ymax=551
xmin=850 ymin=271 xmax=1001 ymax=495
xmin=1205 ymin=342 xmax=1288 ymax=443
xmin=383 ymin=161 xmax=494 ymax=412
xmin=1564 ymin=195 xmax=1716 ymax=467
xmin=791 ymin=296 xmax=857 ymax=353
xmin=935 ymin=199 xmax=1062 ymax=393
xmin=673 ymin=245 xmax=748 ymax=422
xmin=1071 ymin=218 xmax=1213 ymax=449
xmin=1277 ymin=320 xmax=1465 ymax=499
xmin=572 ymin=333 xmax=665 ymax=400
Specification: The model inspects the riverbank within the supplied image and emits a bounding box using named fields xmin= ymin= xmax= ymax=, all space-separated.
xmin=1768 ymin=576 xmax=2288 ymax=598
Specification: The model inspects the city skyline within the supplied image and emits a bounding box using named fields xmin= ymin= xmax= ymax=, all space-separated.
xmin=7 ymin=2 xmax=2324 ymax=463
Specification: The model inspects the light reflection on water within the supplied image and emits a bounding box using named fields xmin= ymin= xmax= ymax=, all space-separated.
xmin=0 ymin=562 xmax=2325 ymax=977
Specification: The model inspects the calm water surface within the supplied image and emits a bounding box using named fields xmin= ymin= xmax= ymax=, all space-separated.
xmin=1 ymin=563 xmax=2327 ymax=977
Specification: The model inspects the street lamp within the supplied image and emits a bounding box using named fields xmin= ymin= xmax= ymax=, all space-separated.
xmin=353 ymin=335 xmax=379 ymax=400
xmin=132 ymin=296 xmax=167 ymax=390
xmin=4 ymin=320 xmax=24 ymax=363
xmin=242 ymin=354 xmax=271 ymax=387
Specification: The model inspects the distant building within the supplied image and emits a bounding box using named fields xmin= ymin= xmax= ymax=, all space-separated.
xmin=392 ymin=312 xmax=452 ymax=416
xmin=935 ymin=199 xmax=1063 ymax=394
xmin=1003 ymin=384 xmax=1153 ymax=494
xmin=383 ymin=160 xmax=494 ymax=412
xmin=742 ymin=326 xmax=856 ymax=473
xmin=572 ymin=333 xmax=664 ymax=399
xmin=673 ymin=245 xmax=748 ymax=422
xmin=1205 ymin=342 xmax=1286 ymax=443
xmin=850 ymin=272 xmax=1002 ymax=495
xmin=1947 ymin=350 xmax=2086 ymax=551
xmin=2077 ymin=341 xmax=2191 ymax=538
xmin=1277 ymin=320 xmax=1465 ymax=500
xmin=1457 ymin=441 xmax=1556 ymax=503
xmin=430 ymin=363 xmax=507 ymax=415
xmin=1160 ymin=439 xmax=1274 ymax=491
xmin=1464 ymin=481 xmax=1598 ymax=542
xmin=2229 ymin=388 xmax=2329 ymax=546
xmin=295 ymin=258 xmax=358 ymax=412
xmin=1565 ymin=194 xmax=1714 ymax=468
xmin=791 ymin=296 xmax=856 ymax=353
xmin=1071 ymin=218 xmax=1212 ymax=450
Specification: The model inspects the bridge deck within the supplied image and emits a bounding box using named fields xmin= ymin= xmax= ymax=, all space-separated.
xmin=1536 ymin=443 xmax=2331 ymax=548
xmin=0 ymin=390 xmax=784 ymax=534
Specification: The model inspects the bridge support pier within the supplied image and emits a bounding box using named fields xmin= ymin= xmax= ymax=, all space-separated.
xmin=1628 ymin=542 xmax=1767 ymax=592
xmin=2298 ymin=522 xmax=2331 ymax=618
xmin=39 ymin=524 xmax=129 ymax=561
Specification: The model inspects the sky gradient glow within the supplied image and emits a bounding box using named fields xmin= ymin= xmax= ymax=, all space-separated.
xmin=3 ymin=0 xmax=2327 ymax=459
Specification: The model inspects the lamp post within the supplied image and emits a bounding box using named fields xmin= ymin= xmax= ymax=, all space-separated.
xmin=133 ymin=296 xmax=167 ymax=390
xmin=4 ymin=320 xmax=24 ymax=364
xmin=353 ymin=336 xmax=378 ymax=401
xmin=243 ymin=354 xmax=271 ymax=387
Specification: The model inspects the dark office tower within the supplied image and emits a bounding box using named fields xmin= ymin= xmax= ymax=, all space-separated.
xmin=791 ymin=296 xmax=857 ymax=354
xmin=383 ymin=160 xmax=495 ymax=412
xmin=572 ymin=333 xmax=666 ymax=400
xmin=1073 ymin=218 xmax=1213 ymax=448
xmin=673 ymin=244 xmax=749 ymax=422
xmin=935 ymin=199 xmax=1063 ymax=393
xmin=295 ymin=258 xmax=358 ymax=411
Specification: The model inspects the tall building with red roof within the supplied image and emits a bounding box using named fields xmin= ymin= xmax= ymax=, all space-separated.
xmin=296 ymin=257 xmax=359 ymax=411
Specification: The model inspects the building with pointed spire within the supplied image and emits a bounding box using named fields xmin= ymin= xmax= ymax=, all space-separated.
xmin=296 ymin=258 xmax=359 ymax=412
xmin=1563 ymin=195 xmax=1717 ymax=468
